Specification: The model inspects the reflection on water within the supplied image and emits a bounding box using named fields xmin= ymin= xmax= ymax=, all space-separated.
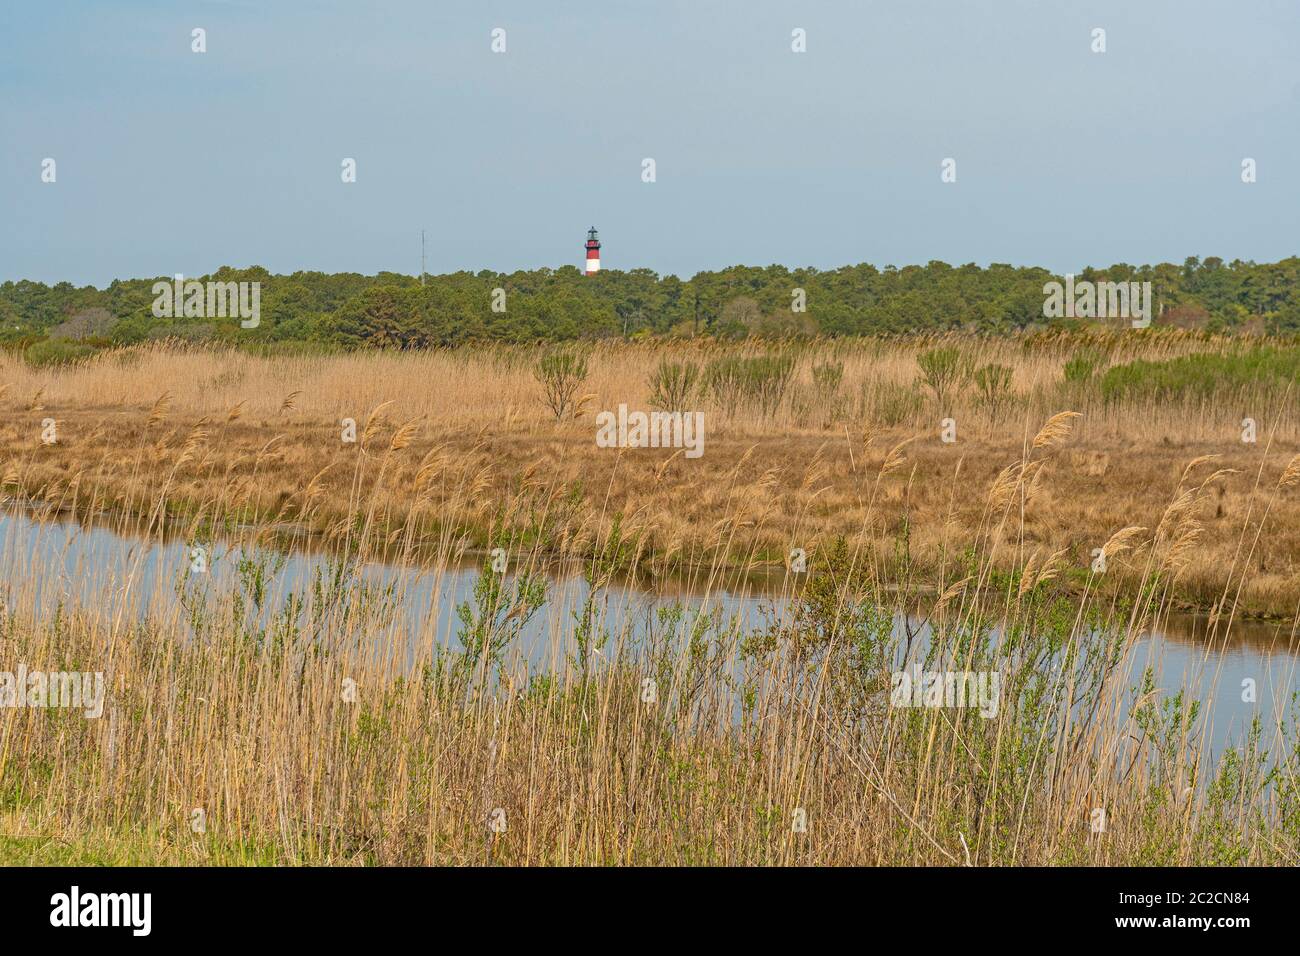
xmin=2 ymin=506 xmax=1296 ymax=762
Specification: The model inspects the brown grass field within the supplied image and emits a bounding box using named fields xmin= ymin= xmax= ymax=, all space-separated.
xmin=1 ymin=333 xmax=1297 ymax=866
xmin=3 ymin=332 xmax=1297 ymax=617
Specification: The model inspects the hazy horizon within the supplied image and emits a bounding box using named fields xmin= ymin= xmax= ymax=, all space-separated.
xmin=4 ymin=0 xmax=1298 ymax=286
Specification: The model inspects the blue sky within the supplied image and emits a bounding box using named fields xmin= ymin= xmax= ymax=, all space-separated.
xmin=3 ymin=0 xmax=1297 ymax=285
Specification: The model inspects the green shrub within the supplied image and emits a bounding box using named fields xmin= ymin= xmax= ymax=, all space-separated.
xmin=534 ymin=346 xmax=590 ymax=421
xmin=704 ymin=356 xmax=746 ymax=416
xmin=868 ymin=381 xmax=923 ymax=427
xmin=916 ymin=347 xmax=973 ymax=410
xmin=24 ymin=339 xmax=97 ymax=368
xmin=1099 ymin=347 xmax=1300 ymax=403
xmin=973 ymin=363 xmax=1014 ymax=425
xmin=704 ymin=354 xmax=796 ymax=418
xmin=1063 ymin=349 xmax=1105 ymax=385
xmin=747 ymin=354 xmax=797 ymax=416
xmin=647 ymin=358 xmax=700 ymax=412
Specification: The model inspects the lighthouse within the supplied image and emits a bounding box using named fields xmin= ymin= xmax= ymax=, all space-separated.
xmin=584 ymin=227 xmax=601 ymax=275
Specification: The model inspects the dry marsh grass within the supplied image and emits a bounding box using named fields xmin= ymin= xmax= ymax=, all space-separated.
xmin=0 ymin=335 xmax=1296 ymax=865
xmin=2 ymin=334 xmax=1297 ymax=617
xmin=0 ymin=390 xmax=1296 ymax=865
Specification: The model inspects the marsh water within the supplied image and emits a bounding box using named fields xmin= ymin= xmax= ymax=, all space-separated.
xmin=2 ymin=507 xmax=1296 ymax=762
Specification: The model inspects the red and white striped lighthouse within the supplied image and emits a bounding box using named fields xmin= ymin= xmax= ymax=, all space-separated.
xmin=584 ymin=227 xmax=601 ymax=275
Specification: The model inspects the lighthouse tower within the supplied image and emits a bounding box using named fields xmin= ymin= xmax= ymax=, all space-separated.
xmin=584 ymin=227 xmax=601 ymax=275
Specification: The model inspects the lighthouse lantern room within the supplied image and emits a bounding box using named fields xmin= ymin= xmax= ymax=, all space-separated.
xmin=584 ymin=227 xmax=601 ymax=275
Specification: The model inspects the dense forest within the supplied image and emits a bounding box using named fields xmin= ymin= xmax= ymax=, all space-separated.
xmin=3 ymin=256 xmax=1299 ymax=362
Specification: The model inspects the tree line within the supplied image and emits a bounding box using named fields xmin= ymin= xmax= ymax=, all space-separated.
xmin=2 ymin=256 xmax=1298 ymax=360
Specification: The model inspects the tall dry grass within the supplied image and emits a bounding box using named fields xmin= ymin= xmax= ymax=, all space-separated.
xmin=6 ymin=331 xmax=1295 ymax=439
xmin=0 ymin=385 xmax=1296 ymax=866
xmin=1 ymin=335 xmax=1297 ymax=616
